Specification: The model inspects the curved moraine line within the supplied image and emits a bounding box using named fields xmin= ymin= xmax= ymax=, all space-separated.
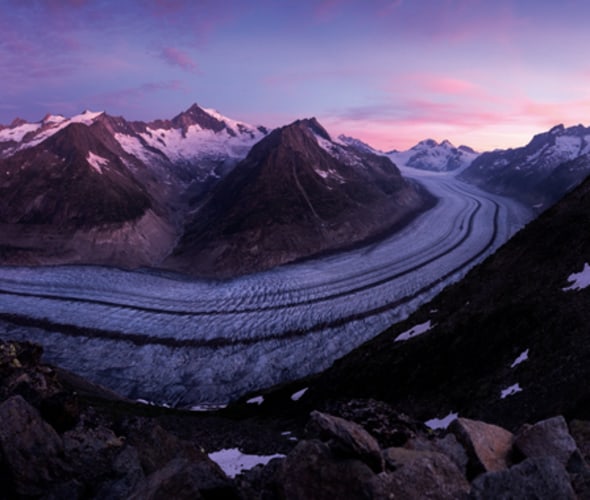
xmin=0 ymin=174 xmax=532 ymax=404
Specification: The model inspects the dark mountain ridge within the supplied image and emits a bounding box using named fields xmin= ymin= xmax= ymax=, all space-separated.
xmin=163 ymin=118 xmax=435 ymax=278
xmin=460 ymin=123 xmax=590 ymax=210
xmin=300 ymin=166 xmax=590 ymax=431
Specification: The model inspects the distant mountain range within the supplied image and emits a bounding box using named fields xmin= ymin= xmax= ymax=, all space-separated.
xmin=387 ymin=139 xmax=479 ymax=173
xmin=0 ymin=105 xmax=432 ymax=277
xmin=459 ymin=124 xmax=590 ymax=211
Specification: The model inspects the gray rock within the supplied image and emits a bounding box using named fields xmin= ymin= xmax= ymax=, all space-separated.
xmin=128 ymin=457 xmax=238 ymax=500
xmin=370 ymin=448 xmax=470 ymax=500
xmin=514 ymin=415 xmax=578 ymax=466
xmin=406 ymin=432 xmax=469 ymax=475
xmin=450 ymin=418 xmax=513 ymax=476
xmin=308 ymin=410 xmax=384 ymax=472
xmin=470 ymin=456 xmax=576 ymax=499
xmin=277 ymin=439 xmax=375 ymax=500
xmin=0 ymin=395 xmax=66 ymax=496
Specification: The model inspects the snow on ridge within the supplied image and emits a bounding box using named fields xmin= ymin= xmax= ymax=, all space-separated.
xmin=425 ymin=412 xmax=458 ymax=430
xmin=247 ymin=395 xmax=264 ymax=405
xmin=290 ymin=388 xmax=308 ymax=401
xmin=86 ymin=151 xmax=109 ymax=174
xmin=500 ymin=383 xmax=522 ymax=399
xmin=563 ymin=262 xmax=590 ymax=291
xmin=208 ymin=448 xmax=285 ymax=478
xmin=0 ymin=122 xmax=42 ymax=143
xmin=510 ymin=348 xmax=529 ymax=368
xmin=395 ymin=320 xmax=432 ymax=342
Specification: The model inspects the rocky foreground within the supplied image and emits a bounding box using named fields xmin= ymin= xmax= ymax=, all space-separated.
xmin=2 ymin=340 xmax=590 ymax=499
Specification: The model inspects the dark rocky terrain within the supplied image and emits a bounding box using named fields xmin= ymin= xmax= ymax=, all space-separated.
xmin=2 ymin=339 xmax=590 ymax=499
xmin=294 ymin=156 xmax=590 ymax=432
xmin=460 ymin=124 xmax=590 ymax=211
xmin=164 ymin=118 xmax=434 ymax=278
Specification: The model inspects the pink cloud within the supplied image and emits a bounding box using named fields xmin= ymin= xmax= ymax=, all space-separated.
xmin=159 ymin=47 xmax=199 ymax=72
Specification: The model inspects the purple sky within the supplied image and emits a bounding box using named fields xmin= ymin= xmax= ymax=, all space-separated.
xmin=1 ymin=0 xmax=589 ymax=151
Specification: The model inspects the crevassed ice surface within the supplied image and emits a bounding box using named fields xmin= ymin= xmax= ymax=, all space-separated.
xmin=0 ymin=170 xmax=532 ymax=406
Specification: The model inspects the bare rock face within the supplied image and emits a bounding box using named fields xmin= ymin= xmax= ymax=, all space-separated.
xmin=307 ymin=410 xmax=384 ymax=473
xmin=0 ymin=395 xmax=66 ymax=496
xmin=450 ymin=418 xmax=514 ymax=476
xmin=514 ymin=415 xmax=579 ymax=467
xmin=370 ymin=448 xmax=470 ymax=500
xmin=276 ymin=439 xmax=375 ymax=500
xmin=470 ymin=456 xmax=576 ymax=500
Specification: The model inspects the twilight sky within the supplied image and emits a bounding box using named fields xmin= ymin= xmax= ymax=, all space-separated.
xmin=1 ymin=0 xmax=589 ymax=151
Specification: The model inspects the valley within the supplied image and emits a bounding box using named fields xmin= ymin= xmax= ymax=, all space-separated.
xmin=0 ymin=169 xmax=531 ymax=406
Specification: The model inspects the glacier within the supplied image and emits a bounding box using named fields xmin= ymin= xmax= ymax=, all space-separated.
xmin=0 ymin=170 xmax=532 ymax=406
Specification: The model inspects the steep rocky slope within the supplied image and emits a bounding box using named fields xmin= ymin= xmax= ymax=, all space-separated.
xmin=301 ymin=169 xmax=590 ymax=431
xmin=460 ymin=124 xmax=590 ymax=210
xmin=164 ymin=118 xmax=435 ymax=278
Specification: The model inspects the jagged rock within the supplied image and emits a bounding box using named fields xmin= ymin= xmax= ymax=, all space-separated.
xmin=119 ymin=418 xmax=211 ymax=475
xmin=307 ymin=410 xmax=384 ymax=472
xmin=93 ymin=445 xmax=146 ymax=500
xmin=406 ymin=432 xmax=469 ymax=476
xmin=0 ymin=395 xmax=66 ymax=496
xmin=450 ymin=418 xmax=513 ymax=476
xmin=276 ymin=439 xmax=375 ymax=500
xmin=514 ymin=415 xmax=578 ymax=466
xmin=370 ymin=448 xmax=470 ymax=500
xmin=469 ymin=456 xmax=576 ymax=499
xmin=128 ymin=457 xmax=238 ymax=500
xmin=329 ymin=398 xmax=425 ymax=447
xmin=569 ymin=419 xmax=590 ymax=461
xmin=234 ymin=458 xmax=283 ymax=500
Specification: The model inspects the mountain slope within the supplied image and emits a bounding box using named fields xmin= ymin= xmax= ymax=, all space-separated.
xmin=304 ymin=166 xmax=590 ymax=430
xmin=164 ymin=118 xmax=435 ymax=278
xmin=0 ymin=121 xmax=176 ymax=267
xmin=388 ymin=139 xmax=478 ymax=172
xmin=460 ymin=124 xmax=590 ymax=210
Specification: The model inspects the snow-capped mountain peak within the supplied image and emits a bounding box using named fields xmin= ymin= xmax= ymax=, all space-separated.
xmin=387 ymin=138 xmax=479 ymax=172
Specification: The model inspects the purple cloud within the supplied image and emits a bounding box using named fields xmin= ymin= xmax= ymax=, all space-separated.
xmin=159 ymin=47 xmax=199 ymax=72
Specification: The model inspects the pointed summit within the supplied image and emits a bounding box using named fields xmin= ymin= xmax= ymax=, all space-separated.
xmin=164 ymin=117 xmax=434 ymax=278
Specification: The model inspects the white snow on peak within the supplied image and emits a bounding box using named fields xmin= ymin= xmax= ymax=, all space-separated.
xmin=70 ymin=110 xmax=104 ymax=124
xmin=425 ymin=411 xmax=458 ymax=430
xmin=555 ymin=135 xmax=582 ymax=157
xmin=290 ymin=388 xmax=308 ymax=401
xmin=86 ymin=151 xmax=109 ymax=174
xmin=510 ymin=348 xmax=529 ymax=368
xmin=563 ymin=262 xmax=590 ymax=291
xmin=246 ymin=395 xmax=264 ymax=405
xmin=208 ymin=448 xmax=285 ymax=478
xmin=500 ymin=383 xmax=523 ymax=399
xmin=43 ymin=114 xmax=66 ymax=124
xmin=388 ymin=140 xmax=478 ymax=173
xmin=201 ymin=107 xmax=261 ymax=134
xmin=395 ymin=320 xmax=432 ymax=342
xmin=0 ymin=122 xmax=42 ymax=143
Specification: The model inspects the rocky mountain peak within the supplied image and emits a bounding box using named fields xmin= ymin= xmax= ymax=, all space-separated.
xmin=170 ymin=103 xmax=226 ymax=134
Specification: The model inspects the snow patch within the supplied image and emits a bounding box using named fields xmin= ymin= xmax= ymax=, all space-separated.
xmin=0 ymin=122 xmax=42 ymax=143
xmin=208 ymin=448 xmax=285 ymax=478
xmin=189 ymin=403 xmax=228 ymax=412
xmin=290 ymin=388 xmax=308 ymax=401
xmin=86 ymin=151 xmax=109 ymax=174
xmin=563 ymin=263 xmax=590 ymax=291
xmin=510 ymin=349 xmax=529 ymax=368
xmin=247 ymin=395 xmax=264 ymax=405
xmin=395 ymin=320 xmax=433 ymax=342
xmin=425 ymin=412 xmax=458 ymax=430
xmin=500 ymin=383 xmax=523 ymax=399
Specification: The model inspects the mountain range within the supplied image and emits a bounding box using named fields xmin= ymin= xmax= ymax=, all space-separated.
xmin=0 ymin=106 xmax=433 ymax=278
xmin=387 ymin=138 xmax=479 ymax=172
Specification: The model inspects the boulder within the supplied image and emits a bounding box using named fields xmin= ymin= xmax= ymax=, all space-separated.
xmin=277 ymin=439 xmax=375 ymax=500
xmin=369 ymin=449 xmax=470 ymax=500
xmin=470 ymin=456 xmax=576 ymax=499
xmin=0 ymin=395 xmax=66 ymax=496
xmin=307 ymin=410 xmax=384 ymax=472
xmin=128 ymin=458 xmax=238 ymax=500
xmin=450 ymin=417 xmax=513 ymax=476
xmin=405 ymin=432 xmax=469 ymax=475
xmin=514 ymin=415 xmax=578 ymax=466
